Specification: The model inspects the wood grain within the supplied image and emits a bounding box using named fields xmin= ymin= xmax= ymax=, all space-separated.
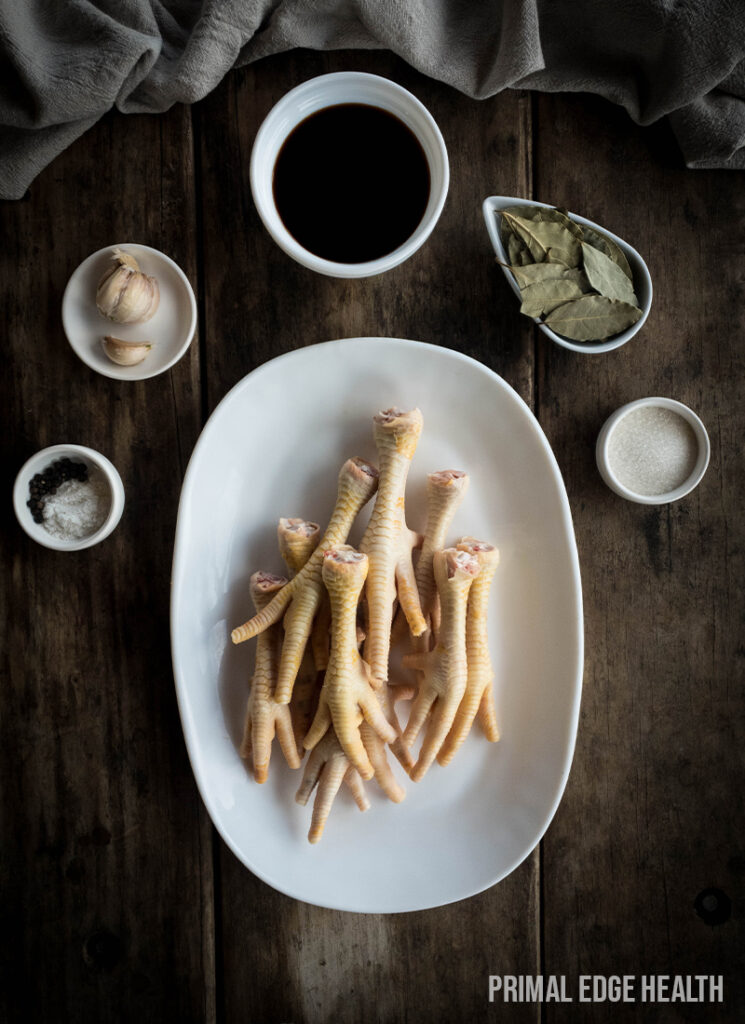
xmin=196 ymin=51 xmax=540 ymax=1024
xmin=3 ymin=46 xmax=744 ymax=1024
xmin=0 ymin=107 xmax=214 ymax=1024
xmin=534 ymin=95 xmax=745 ymax=1022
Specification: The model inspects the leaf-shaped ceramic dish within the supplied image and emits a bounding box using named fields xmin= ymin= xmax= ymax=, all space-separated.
xmin=171 ymin=337 xmax=583 ymax=912
xmin=482 ymin=196 xmax=653 ymax=354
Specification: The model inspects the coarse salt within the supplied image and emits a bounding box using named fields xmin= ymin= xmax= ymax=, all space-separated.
xmin=42 ymin=472 xmax=111 ymax=540
xmin=607 ymin=406 xmax=698 ymax=496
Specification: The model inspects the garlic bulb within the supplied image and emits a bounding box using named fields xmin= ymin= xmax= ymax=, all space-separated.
xmin=102 ymin=335 xmax=152 ymax=366
xmin=96 ymin=248 xmax=160 ymax=324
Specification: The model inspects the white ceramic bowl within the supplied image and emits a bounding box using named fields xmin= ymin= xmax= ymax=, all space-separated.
xmin=13 ymin=444 xmax=125 ymax=550
xmin=250 ymin=72 xmax=449 ymax=278
xmin=62 ymin=244 xmax=197 ymax=381
xmin=596 ymin=397 xmax=710 ymax=504
xmin=482 ymin=196 xmax=653 ymax=354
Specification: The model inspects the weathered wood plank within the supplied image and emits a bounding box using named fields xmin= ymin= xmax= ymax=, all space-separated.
xmin=533 ymin=95 xmax=745 ymax=1022
xmin=197 ymin=50 xmax=539 ymax=1023
xmin=0 ymin=106 xmax=214 ymax=1023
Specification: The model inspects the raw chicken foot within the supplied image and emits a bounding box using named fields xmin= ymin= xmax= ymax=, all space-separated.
xmin=407 ymin=469 xmax=469 ymax=649
xmin=438 ymin=538 xmax=500 ymax=765
xmin=360 ymin=407 xmax=426 ymax=686
xmin=277 ymin=517 xmax=323 ymax=747
xmin=304 ymin=547 xmax=396 ymax=780
xmin=240 ymin=571 xmax=301 ymax=782
xmin=402 ymin=549 xmax=480 ymax=781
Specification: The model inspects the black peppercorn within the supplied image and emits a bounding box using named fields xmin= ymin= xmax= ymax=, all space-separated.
xmin=27 ymin=458 xmax=89 ymax=523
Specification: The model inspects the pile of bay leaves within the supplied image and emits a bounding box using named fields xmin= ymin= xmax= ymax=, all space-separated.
xmin=498 ymin=205 xmax=643 ymax=342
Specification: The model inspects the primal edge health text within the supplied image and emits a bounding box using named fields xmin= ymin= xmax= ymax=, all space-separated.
xmin=488 ymin=975 xmax=724 ymax=1004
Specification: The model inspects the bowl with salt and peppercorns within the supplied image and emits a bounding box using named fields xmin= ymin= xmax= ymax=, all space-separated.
xmin=13 ymin=443 xmax=125 ymax=551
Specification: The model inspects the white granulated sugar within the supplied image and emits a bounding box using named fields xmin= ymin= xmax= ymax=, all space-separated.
xmin=607 ymin=406 xmax=699 ymax=496
xmin=42 ymin=472 xmax=111 ymax=540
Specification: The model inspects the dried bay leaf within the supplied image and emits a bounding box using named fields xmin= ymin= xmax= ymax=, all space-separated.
xmin=507 ymin=234 xmax=532 ymax=266
xmin=499 ymin=214 xmax=530 ymax=266
xmin=502 ymin=219 xmax=519 ymax=250
xmin=499 ymin=211 xmax=524 ymax=247
xmin=502 ymin=203 xmax=585 ymax=241
xmin=582 ymin=242 xmax=639 ymax=306
xmin=501 ymin=204 xmax=542 ymax=222
xmin=498 ymin=205 xmax=584 ymax=268
xmin=581 ymin=225 xmax=633 ymax=280
xmin=501 ymin=211 xmax=581 ymax=267
xmin=498 ymin=260 xmax=565 ymax=287
xmin=520 ymin=278 xmax=587 ymax=317
xmin=498 ymin=261 xmax=589 ymax=291
xmin=545 ymin=247 xmax=575 ymax=267
xmin=501 ymin=211 xmax=550 ymax=262
xmin=544 ymin=295 xmax=642 ymax=341
xmin=553 ymin=207 xmax=585 ymax=240
xmin=558 ymin=268 xmax=590 ymax=291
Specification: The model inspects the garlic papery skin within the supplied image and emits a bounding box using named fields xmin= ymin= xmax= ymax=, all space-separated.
xmin=96 ymin=248 xmax=160 ymax=324
xmin=102 ymin=335 xmax=152 ymax=366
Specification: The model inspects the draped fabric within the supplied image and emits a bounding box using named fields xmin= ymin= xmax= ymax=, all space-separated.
xmin=1 ymin=0 xmax=743 ymax=198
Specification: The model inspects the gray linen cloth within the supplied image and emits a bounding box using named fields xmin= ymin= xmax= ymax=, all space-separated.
xmin=1 ymin=0 xmax=744 ymax=199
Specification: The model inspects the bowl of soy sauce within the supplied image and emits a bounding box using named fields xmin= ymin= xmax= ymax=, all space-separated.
xmin=250 ymin=72 xmax=449 ymax=278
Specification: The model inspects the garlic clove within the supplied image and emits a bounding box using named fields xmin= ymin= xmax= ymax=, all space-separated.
xmin=96 ymin=265 xmax=131 ymax=319
xmin=112 ymin=271 xmax=160 ymax=323
xmin=102 ymin=335 xmax=152 ymax=366
xmin=96 ymin=249 xmax=160 ymax=324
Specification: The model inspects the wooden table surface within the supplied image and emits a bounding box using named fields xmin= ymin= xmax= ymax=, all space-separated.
xmin=3 ymin=49 xmax=744 ymax=1024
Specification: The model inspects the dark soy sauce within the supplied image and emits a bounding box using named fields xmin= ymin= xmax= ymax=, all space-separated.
xmin=273 ymin=104 xmax=431 ymax=263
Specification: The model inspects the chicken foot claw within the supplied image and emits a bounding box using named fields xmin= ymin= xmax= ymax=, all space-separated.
xmin=360 ymin=679 xmax=415 ymax=800
xmin=295 ymin=731 xmax=370 ymax=844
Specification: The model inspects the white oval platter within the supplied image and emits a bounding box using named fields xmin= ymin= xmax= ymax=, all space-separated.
xmin=171 ymin=337 xmax=583 ymax=913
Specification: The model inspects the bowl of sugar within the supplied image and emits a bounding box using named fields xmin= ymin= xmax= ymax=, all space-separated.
xmin=13 ymin=444 xmax=125 ymax=550
xmin=596 ymin=398 xmax=710 ymax=504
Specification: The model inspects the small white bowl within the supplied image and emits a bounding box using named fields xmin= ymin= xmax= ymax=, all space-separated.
xmin=13 ymin=444 xmax=125 ymax=550
xmin=596 ymin=398 xmax=710 ymax=504
xmin=250 ymin=72 xmax=449 ymax=278
xmin=482 ymin=196 xmax=653 ymax=354
xmin=62 ymin=244 xmax=197 ymax=380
